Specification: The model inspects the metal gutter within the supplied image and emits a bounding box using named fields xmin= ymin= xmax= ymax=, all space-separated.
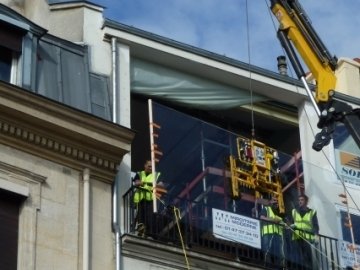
xmin=48 ymin=0 xmax=104 ymax=8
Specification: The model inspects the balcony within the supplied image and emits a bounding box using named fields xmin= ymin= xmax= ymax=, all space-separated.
xmin=124 ymin=101 xmax=358 ymax=269
xmin=123 ymin=185 xmax=342 ymax=270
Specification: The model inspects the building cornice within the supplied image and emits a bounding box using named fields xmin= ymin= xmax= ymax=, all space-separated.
xmin=0 ymin=81 xmax=135 ymax=183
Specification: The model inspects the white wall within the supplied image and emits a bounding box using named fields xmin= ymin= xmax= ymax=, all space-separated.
xmin=298 ymin=100 xmax=360 ymax=239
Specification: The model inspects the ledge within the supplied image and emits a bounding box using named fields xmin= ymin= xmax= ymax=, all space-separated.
xmin=121 ymin=234 xmax=262 ymax=270
xmin=0 ymin=81 xmax=135 ymax=182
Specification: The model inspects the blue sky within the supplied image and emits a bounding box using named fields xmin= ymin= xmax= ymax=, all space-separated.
xmin=92 ymin=0 xmax=360 ymax=73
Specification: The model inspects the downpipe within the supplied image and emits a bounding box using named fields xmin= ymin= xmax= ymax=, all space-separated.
xmin=111 ymin=36 xmax=122 ymax=270
xmin=83 ymin=168 xmax=90 ymax=270
xmin=112 ymin=177 xmax=121 ymax=270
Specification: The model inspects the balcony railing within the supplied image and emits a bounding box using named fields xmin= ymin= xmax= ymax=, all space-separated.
xmin=123 ymin=187 xmax=343 ymax=270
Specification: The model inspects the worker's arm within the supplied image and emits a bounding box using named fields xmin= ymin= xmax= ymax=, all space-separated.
xmin=260 ymin=208 xmax=282 ymax=223
xmin=312 ymin=211 xmax=320 ymax=235
xmin=133 ymin=173 xmax=143 ymax=187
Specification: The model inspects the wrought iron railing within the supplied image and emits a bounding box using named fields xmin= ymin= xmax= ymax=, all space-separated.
xmin=123 ymin=187 xmax=342 ymax=269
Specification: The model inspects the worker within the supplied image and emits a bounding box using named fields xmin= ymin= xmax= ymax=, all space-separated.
xmin=133 ymin=160 xmax=163 ymax=237
xmin=289 ymin=194 xmax=319 ymax=269
xmin=260 ymin=196 xmax=285 ymax=269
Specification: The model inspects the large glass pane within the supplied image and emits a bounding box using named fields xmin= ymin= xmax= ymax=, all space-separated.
xmin=152 ymin=101 xmax=301 ymax=212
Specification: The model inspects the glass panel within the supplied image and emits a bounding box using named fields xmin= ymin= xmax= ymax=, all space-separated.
xmin=0 ymin=46 xmax=12 ymax=82
xmin=334 ymin=124 xmax=360 ymax=155
xmin=61 ymin=49 xmax=90 ymax=111
xmin=340 ymin=211 xmax=360 ymax=245
xmin=90 ymin=73 xmax=111 ymax=120
xmin=152 ymin=102 xmax=300 ymax=212
xmin=36 ymin=41 xmax=91 ymax=112
xmin=36 ymin=41 xmax=60 ymax=100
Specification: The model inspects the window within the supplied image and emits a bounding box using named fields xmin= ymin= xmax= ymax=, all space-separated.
xmin=340 ymin=210 xmax=360 ymax=245
xmin=0 ymin=20 xmax=25 ymax=84
xmin=0 ymin=46 xmax=13 ymax=82
xmin=0 ymin=188 xmax=24 ymax=270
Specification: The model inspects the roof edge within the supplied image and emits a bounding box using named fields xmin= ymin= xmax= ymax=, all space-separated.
xmin=103 ymin=18 xmax=303 ymax=87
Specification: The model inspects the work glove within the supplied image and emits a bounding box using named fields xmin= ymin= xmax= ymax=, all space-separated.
xmin=273 ymin=216 xmax=282 ymax=223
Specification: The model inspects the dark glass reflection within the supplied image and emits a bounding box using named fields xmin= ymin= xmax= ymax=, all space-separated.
xmin=0 ymin=47 xmax=12 ymax=82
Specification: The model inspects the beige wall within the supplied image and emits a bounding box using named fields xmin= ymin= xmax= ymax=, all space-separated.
xmin=0 ymin=144 xmax=81 ymax=269
xmin=0 ymin=79 xmax=134 ymax=269
xmin=0 ymin=143 xmax=116 ymax=269
xmin=335 ymin=57 xmax=360 ymax=99
xmin=91 ymin=178 xmax=115 ymax=269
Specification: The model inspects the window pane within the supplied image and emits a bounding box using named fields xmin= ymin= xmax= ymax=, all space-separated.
xmin=0 ymin=46 xmax=12 ymax=82
xmin=340 ymin=210 xmax=360 ymax=245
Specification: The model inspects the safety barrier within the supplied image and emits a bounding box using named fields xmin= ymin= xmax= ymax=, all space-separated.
xmin=123 ymin=187 xmax=342 ymax=269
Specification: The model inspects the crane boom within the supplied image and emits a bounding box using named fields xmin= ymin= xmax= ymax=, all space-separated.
xmin=270 ymin=0 xmax=360 ymax=151
xmin=271 ymin=0 xmax=337 ymax=103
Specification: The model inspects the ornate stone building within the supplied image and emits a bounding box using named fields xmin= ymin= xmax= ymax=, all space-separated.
xmin=1 ymin=1 xmax=359 ymax=270
xmin=0 ymin=2 xmax=134 ymax=269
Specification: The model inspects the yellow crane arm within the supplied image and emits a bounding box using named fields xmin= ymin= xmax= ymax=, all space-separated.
xmin=271 ymin=1 xmax=336 ymax=103
xmin=269 ymin=0 xmax=360 ymax=151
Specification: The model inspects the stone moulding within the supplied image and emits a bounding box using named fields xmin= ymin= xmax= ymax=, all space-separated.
xmin=0 ymin=81 xmax=135 ymax=183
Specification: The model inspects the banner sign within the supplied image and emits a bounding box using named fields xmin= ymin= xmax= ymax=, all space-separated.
xmin=335 ymin=149 xmax=360 ymax=187
xmin=212 ymin=208 xmax=261 ymax=249
xmin=339 ymin=240 xmax=360 ymax=268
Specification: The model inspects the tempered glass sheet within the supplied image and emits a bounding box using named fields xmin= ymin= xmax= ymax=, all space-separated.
xmin=152 ymin=102 xmax=298 ymax=210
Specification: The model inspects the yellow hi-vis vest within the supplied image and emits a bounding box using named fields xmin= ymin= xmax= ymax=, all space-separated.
xmin=133 ymin=171 xmax=160 ymax=203
xmin=261 ymin=206 xmax=283 ymax=236
xmin=292 ymin=208 xmax=316 ymax=241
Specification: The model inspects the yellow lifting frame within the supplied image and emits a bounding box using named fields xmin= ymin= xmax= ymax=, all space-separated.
xmin=229 ymin=137 xmax=285 ymax=213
